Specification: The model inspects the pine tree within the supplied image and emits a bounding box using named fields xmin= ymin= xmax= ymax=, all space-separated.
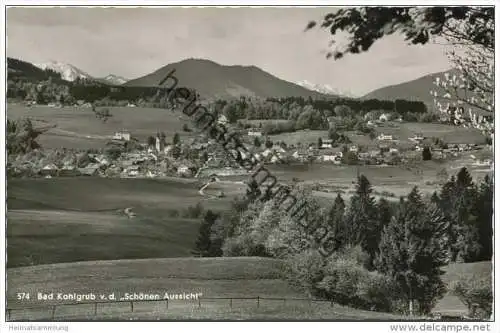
xmin=192 ymin=210 xmax=220 ymax=257
xmin=454 ymin=168 xmax=480 ymax=262
xmin=377 ymin=198 xmax=393 ymax=230
xmin=253 ymin=136 xmax=261 ymax=147
xmin=344 ymin=175 xmax=379 ymax=268
xmin=376 ymin=191 xmax=449 ymax=315
xmin=422 ymin=146 xmax=432 ymax=160
xmin=328 ymin=194 xmax=346 ymax=252
xmin=173 ymin=132 xmax=180 ymax=145
xmin=475 ymin=175 xmax=493 ymax=261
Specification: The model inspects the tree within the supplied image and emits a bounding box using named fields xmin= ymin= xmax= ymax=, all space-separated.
xmin=307 ymin=8 xmax=494 ymax=134
xmin=147 ymin=136 xmax=156 ymax=147
xmin=344 ymin=175 xmax=379 ymax=268
xmin=326 ymin=193 xmax=347 ymax=251
xmin=422 ymin=146 xmax=432 ymax=161
xmin=376 ymin=189 xmax=449 ymax=315
xmin=171 ymin=145 xmax=181 ymax=159
xmin=317 ymin=137 xmax=323 ymax=149
xmin=95 ymin=108 xmax=112 ymax=123
xmin=7 ymin=118 xmax=46 ymax=154
xmin=437 ymin=168 xmax=449 ymax=184
xmin=172 ymin=132 xmax=180 ymax=145
xmin=253 ymin=136 xmax=262 ymax=148
xmin=334 ymin=105 xmax=352 ymax=117
xmin=192 ymin=210 xmax=220 ymax=257
xmin=265 ymin=138 xmax=273 ymax=149
xmin=474 ymin=175 xmax=493 ymax=261
xmin=342 ymin=151 xmax=359 ymax=165
xmin=306 ymin=7 xmax=493 ymax=60
xmin=450 ymin=276 xmax=492 ymax=319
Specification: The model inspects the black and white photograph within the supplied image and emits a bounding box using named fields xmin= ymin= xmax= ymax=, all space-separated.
xmin=2 ymin=2 xmax=496 ymax=327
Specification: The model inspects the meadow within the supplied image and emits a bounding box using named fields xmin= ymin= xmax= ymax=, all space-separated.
xmin=269 ymin=130 xmax=329 ymax=145
xmin=374 ymin=122 xmax=486 ymax=145
xmin=6 ymin=257 xmax=405 ymax=321
xmin=7 ymin=104 xmax=195 ymax=148
xmin=7 ymin=256 xmax=489 ymax=320
xmin=7 ymin=177 xmax=244 ymax=268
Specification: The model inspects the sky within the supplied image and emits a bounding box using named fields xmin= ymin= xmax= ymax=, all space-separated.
xmin=7 ymin=7 xmax=454 ymax=97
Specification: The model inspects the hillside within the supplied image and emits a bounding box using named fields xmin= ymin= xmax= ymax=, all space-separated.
xmin=7 ymin=177 xmax=241 ymax=267
xmin=6 ymin=257 xmax=404 ymax=320
xmin=362 ymin=69 xmax=456 ymax=108
xmin=124 ymin=58 xmax=336 ymax=100
xmin=7 ymin=57 xmax=68 ymax=82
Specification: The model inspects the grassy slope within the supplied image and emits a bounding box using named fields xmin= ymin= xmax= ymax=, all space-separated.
xmin=7 ymin=104 xmax=195 ymax=149
xmin=7 ymin=178 xmax=243 ymax=267
xmin=7 ymin=257 xmax=403 ymax=320
xmin=433 ymin=261 xmax=493 ymax=315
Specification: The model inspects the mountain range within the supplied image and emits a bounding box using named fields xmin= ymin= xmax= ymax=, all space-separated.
xmin=361 ymin=69 xmax=456 ymax=107
xmin=8 ymin=56 xmax=450 ymax=105
xmin=123 ymin=58 xmax=334 ymax=100
xmin=32 ymin=60 xmax=128 ymax=85
xmin=296 ymin=80 xmax=356 ymax=98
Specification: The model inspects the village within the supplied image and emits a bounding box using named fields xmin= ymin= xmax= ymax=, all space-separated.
xmin=7 ymin=110 xmax=492 ymax=183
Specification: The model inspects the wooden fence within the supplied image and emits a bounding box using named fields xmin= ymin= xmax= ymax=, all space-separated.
xmin=6 ymin=296 xmax=339 ymax=321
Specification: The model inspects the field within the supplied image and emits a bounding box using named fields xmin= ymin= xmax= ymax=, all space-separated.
xmin=7 ymin=103 xmax=195 ymax=149
xmin=243 ymin=119 xmax=291 ymax=126
xmin=6 ymin=257 xmax=405 ymax=320
xmin=434 ymin=261 xmax=493 ymax=316
xmin=7 ymin=177 xmax=245 ymax=268
xmin=269 ymin=130 xmax=329 ymax=145
xmin=375 ymin=122 xmax=486 ymax=145
xmin=266 ymin=161 xmax=492 ymax=198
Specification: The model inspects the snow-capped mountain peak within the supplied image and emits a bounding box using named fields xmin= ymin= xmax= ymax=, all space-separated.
xmin=296 ymin=80 xmax=356 ymax=98
xmin=102 ymin=74 xmax=128 ymax=85
xmin=34 ymin=60 xmax=91 ymax=82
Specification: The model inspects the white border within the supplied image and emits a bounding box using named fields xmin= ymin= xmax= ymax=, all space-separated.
xmin=1 ymin=2 xmax=498 ymax=332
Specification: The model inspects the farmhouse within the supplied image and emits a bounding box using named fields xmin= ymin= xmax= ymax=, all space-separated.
xmin=349 ymin=145 xmax=359 ymax=153
xmin=125 ymin=165 xmax=140 ymax=177
xmin=217 ymin=114 xmax=229 ymax=125
xmin=248 ymin=129 xmax=262 ymax=137
xmin=78 ymin=165 xmax=99 ymax=176
xmin=40 ymin=163 xmax=59 ymax=176
xmin=127 ymin=103 xmax=137 ymax=107
xmin=377 ymin=133 xmax=393 ymax=141
xmin=59 ymin=165 xmax=80 ymax=177
xmin=409 ymin=133 xmax=424 ymax=142
xmin=379 ymin=113 xmax=391 ymax=122
xmin=321 ymin=139 xmax=333 ymax=149
xmin=389 ymin=148 xmax=399 ymax=154
xmin=177 ymin=165 xmax=192 ymax=177
xmin=113 ymin=131 xmax=131 ymax=141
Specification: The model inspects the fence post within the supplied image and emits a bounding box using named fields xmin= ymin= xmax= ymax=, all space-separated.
xmin=198 ymin=297 xmax=201 ymax=308
xmin=229 ymin=298 xmax=232 ymax=308
xmin=94 ymin=303 xmax=98 ymax=316
xmin=330 ymin=300 xmax=333 ymax=308
xmin=130 ymin=301 xmax=134 ymax=312
xmin=283 ymin=298 xmax=286 ymax=306
xmin=257 ymin=296 xmax=260 ymax=308
xmin=51 ymin=305 xmax=56 ymax=319
xmin=166 ymin=299 xmax=169 ymax=310
xmin=7 ymin=309 xmax=11 ymax=320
